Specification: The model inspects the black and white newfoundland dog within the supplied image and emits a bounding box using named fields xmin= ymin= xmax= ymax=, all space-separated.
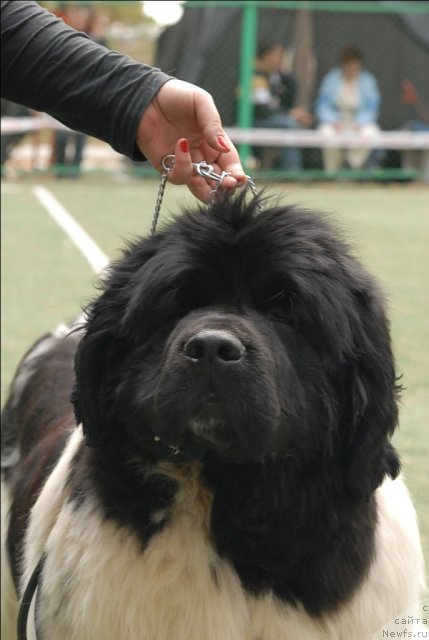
xmin=1 ymin=192 xmax=425 ymax=639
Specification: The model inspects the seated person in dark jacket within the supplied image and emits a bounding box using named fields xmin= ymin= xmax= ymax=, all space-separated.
xmin=252 ymin=42 xmax=311 ymax=171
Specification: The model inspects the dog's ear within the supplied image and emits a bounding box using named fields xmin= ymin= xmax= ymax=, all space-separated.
xmin=340 ymin=288 xmax=401 ymax=501
xmin=71 ymin=238 xmax=159 ymax=447
xmin=71 ymin=304 xmax=116 ymax=448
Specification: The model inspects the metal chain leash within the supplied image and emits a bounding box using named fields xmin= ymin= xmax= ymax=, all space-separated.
xmin=151 ymin=156 xmax=174 ymax=236
xmin=151 ymin=155 xmax=263 ymax=235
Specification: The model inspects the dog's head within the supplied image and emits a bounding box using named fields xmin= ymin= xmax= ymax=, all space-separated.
xmin=72 ymin=192 xmax=400 ymax=501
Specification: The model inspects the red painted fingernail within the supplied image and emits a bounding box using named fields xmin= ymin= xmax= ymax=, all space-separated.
xmin=217 ymin=135 xmax=230 ymax=152
xmin=179 ymin=139 xmax=189 ymax=153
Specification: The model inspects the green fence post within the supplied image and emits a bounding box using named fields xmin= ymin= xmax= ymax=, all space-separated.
xmin=237 ymin=1 xmax=258 ymax=169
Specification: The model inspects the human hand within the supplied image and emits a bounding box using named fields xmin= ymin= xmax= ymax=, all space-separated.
xmin=289 ymin=107 xmax=312 ymax=127
xmin=137 ymin=79 xmax=246 ymax=202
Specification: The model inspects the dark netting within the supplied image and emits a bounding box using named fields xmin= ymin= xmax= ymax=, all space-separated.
xmin=155 ymin=1 xmax=429 ymax=178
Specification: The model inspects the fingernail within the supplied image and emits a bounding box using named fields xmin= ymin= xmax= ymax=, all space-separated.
xmin=179 ymin=139 xmax=189 ymax=153
xmin=217 ymin=135 xmax=230 ymax=152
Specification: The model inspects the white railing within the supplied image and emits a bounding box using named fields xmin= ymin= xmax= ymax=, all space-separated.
xmin=225 ymin=127 xmax=429 ymax=150
xmin=2 ymin=117 xmax=428 ymax=151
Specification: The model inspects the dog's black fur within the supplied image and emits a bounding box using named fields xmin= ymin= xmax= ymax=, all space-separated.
xmin=2 ymin=192 xmax=401 ymax=617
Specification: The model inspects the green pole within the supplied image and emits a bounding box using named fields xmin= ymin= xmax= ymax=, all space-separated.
xmin=237 ymin=1 xmax=258 ymax=169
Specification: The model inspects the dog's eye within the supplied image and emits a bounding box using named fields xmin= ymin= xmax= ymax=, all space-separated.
xmin=162 ymin=282 xmax=213 ymax=323
xmin=262 ymin=289 xmax=286 ymax=306
xmin=259 ymin=289 xmax=295 ymax=326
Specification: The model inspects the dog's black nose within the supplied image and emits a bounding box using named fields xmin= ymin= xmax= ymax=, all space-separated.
xmin=184 ymin=330 xmax=245 ymax=365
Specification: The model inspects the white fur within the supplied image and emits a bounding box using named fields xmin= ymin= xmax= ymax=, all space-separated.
xmin=5 ymin=427 xmax=426 ymax=640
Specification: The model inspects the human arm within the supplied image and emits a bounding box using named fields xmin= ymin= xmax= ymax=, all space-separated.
xmin=1 ymin=0 xmax=168 ymax=160
xmin=1 ymin=0 xmax=245 ymax=201
xmin=315 ymin=70 xmax=341 ymax=125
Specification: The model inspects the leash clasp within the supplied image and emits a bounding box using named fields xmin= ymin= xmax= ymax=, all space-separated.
xmin=192 ymin=161 xmax=230 ymax=204
xmin=163 ymin=156 xmax=230 ymax=186
xmin=192 ymin=161 xmax=229 ymax=187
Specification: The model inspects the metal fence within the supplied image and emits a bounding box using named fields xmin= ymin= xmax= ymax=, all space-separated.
xmin=157 ymin=0 xmax=429 ymax=180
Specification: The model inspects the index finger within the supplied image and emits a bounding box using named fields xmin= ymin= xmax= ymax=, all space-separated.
xmin=193 ymin=92 xmax=246 ymax=181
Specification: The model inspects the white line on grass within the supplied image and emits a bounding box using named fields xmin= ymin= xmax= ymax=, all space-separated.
xmin=33 ymin=185 xmax=109 ymax=274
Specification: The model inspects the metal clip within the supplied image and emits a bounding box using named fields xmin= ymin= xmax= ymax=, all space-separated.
xmin=192 ymin=161 xmax=230 ymax=186
xmin=192 ymin=162 xmax=231 ymax=204
xmin=163 ymin=156 xmax=231 ymax=185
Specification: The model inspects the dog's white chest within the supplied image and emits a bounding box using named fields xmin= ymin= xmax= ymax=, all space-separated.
xmin=25 ymin=461 xmax=284 ymax=640
xmin=25 ymin=457 xmax=338 ymax=640
xmin=21 ymin=437 xmax=424 ymax=640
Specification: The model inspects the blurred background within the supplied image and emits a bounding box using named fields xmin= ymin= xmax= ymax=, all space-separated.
xmin=1 ymin=0 xmax=428 ymax=580
xmin=2 ymin=0 xmax=429 ymax=180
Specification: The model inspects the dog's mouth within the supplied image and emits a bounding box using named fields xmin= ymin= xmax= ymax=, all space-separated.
xmin=189 ymin=405 xmax=231 ymax=448
xmin=151 ymin=398 xmax=247 ymax=463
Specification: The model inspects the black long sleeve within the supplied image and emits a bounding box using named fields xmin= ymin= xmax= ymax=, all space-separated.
xmin=1 ymin=0 xmax=172 ymax=160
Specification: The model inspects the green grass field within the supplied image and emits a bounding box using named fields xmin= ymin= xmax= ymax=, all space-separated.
xmin=2 ymin=176 xmax=428 ymax=569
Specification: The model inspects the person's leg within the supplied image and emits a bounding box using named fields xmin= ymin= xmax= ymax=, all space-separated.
xmin=73 ymin=133 xmax=86 ymax=168
xmin=255 ymin=113 xmax=303 ymax=171
xmin=347 ymin=124 xmax=379 ymax=170
xmin=319 ymin=124 xmax=343 ymax=172
xmin=1 ymin=134 xmax=20 ymax=173
xmin=1 ymin=132 xmax=32 ymax=175
xmin=54 ymin=131 xmax=68 ymax=176
xmin=402 ymin=120 xmax=429 ymax=180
